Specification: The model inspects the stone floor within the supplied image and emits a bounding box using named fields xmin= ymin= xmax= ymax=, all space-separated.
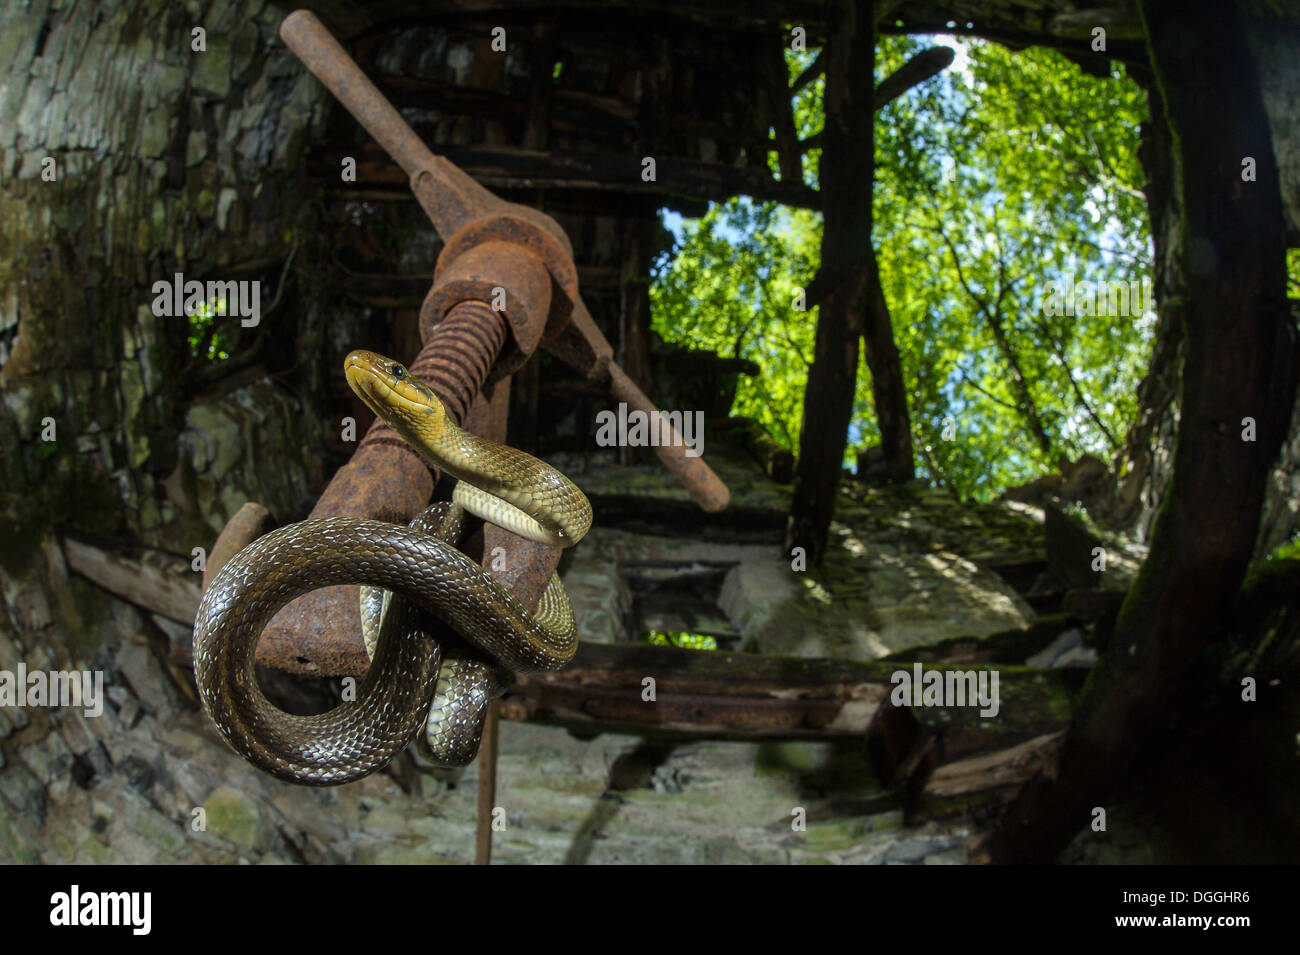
xmin=0 ymin=448 xmax=1125 ymax=865
xmin=0 ymin=622 xmax=972 ymax=864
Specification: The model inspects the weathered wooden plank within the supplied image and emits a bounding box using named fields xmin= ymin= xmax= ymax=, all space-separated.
xmin=913 ymin=731 xmax=1065 ymax=824
xmin=499 ymin=642 xmax=1078 ymax=744
xmin=62 ymin=537 xmax=200 ymax=625
xmin=164 ymin=633 xmax=1076 ymax=750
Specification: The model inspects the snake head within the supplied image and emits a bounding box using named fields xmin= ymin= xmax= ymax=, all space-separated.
xmin=344 ymin=350 xmax=447 ymax=439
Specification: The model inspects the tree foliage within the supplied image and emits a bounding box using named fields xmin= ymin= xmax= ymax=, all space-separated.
xmin=652 ymin=35 xmax=1157 ymax=500
xmin=650 ymin=199 xmax=820 ymax=448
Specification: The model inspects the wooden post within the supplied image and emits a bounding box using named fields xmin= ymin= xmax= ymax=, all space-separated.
xmin=765 ymin=33 xmax=802 ymax=181
xmin=863 ymin=249 xmax=915 ymax=484
xmin=785 ymin=0 xmax=875 ymax=565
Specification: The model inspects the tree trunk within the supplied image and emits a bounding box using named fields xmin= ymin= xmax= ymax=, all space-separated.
xmin=1105 ymin=68 xmax=1184 ymax=537
xmin=981 ymin=0 xmax=1298 ymax=863
xmin=1107 ymin=11 xmax=1300 ymax=557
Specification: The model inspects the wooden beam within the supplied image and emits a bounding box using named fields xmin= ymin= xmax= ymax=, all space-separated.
xmin=799 ymin=45 xmax=955 ymax=152
xmin=164 ymin=635 xmax=1077 ymax=749
xmin=875 ymin=44 xmax=955 ymax=110
xmin=522 ymin=22 xmax=557 ymax=150
xmin=791 ymin=49 xmax=825 ymax=92
xmin=765 ymin=32 xmax=803 ymax=181
xmin=911 ymin=732 xmax=1065 ymax=822
xmin=62 ymin=537 xmax=200 ymax=625
xmin=862 ymin=249 xmax=916 ymax=483
xmin=497 ymin=642 xmax=1076 ymax=745
xmin=502 ymin=642 xmax=895 ymax=738
xmin=380 ymin=1 xmax=832 ymax=35
xmin=876 ymin=15 xmax=1148 ymax=70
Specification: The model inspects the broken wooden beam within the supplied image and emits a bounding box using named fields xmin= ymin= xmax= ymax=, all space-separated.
xmin=497 ymin=642 xmax=1079 ymax=745
xmin=875 ymin=44 xmax=955 ymax=111
xmin=501 ymin=642 xmax=892 ymax=738
xmin=912 ymin=731 xmax=1065 ymax=824
xmin=163 ymin=633 xmax=1077 ymax=755
xmin=61 ymin=537 xmax=200 ymax=625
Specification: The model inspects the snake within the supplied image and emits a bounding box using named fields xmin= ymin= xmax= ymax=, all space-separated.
xmin=192 ymin=349 xmax=591 ymax=785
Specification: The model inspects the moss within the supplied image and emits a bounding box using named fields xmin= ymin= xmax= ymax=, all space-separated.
xmin=1223 ymin=553 xmax=1300 ymax=678
xmin=80 ymin=832 xmax=114 ymax=864
xmin=204 ymin=786 xmax=271 ymax=852
xmin=353 ymin=842 xmax=463 ymax=864
xmin=916 ymin=787 xmax=1015 ymax=819
xmin=800 ymin=818 xmax=866 ymax=851
xmin=49 ymin=576 xmax=99 ymax=658
xmin=48 ymin=829 xmax=76 ymax=860
xmin=0 ymin=804 xmax=39 ymax=864
xmin=755 ymin=741 xmax=825 ymax=774
xmin=131 ymin=810 xmax=187 ymax=856
xmin=882 ymin=612 xmax=1079 ymax=664
xmin=1239 ymin=551 xmax=1300 ymax=595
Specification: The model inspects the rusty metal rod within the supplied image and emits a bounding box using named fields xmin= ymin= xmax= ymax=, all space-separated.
xmin=254 ymin=302 xmax=509 ymax=675
xmin=475 ymin=700 xmax=500 ymax=865
xmin=607 ymin=363 xmax=731 ymax=512
xmin=280 ymin=8 xmax=730 ymax=517
xmin=280 ymin=10 xmax=437 ymax=178
xmin=249 ymin=9 xmax=729 ymax=679
xmin=280 ymin=9 xmax=501 ymax=237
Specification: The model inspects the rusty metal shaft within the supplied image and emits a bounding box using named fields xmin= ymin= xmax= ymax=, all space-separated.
xmin=225 ymin=10 xmax=731 ymax=678
xmin=280 ymin=9 xmax=505 ymax=238
xmin=249 ymin=301 xmax=507 ymax=676
xmin=607 ymin=363 xmax=730 ymax=513
xmin=359 ymin=301 xmax=508 ymax=456
xmin=280 ymin=9 xmax=435 ymax=178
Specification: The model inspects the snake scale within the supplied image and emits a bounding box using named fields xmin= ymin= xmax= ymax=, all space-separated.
xmin=193 ymin=350 xmax=591 ymax=785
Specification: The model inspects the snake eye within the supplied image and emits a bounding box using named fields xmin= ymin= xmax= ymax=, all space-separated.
xmin=391 ymin=364 xmax=405 ymax=379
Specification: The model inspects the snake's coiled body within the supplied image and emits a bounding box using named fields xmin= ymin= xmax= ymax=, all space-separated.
xmin=193 ymin=350 xmax=590 ymax=786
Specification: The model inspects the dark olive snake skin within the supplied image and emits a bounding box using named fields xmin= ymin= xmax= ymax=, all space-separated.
xmin=192 ymin=350 xmax=589 ymax=786
xmin=358 ymin=583 xmax=504 ymax=763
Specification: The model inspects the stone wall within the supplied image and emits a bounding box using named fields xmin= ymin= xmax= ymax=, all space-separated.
xmin=0 ymin=0 xmax=333 ymax=563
